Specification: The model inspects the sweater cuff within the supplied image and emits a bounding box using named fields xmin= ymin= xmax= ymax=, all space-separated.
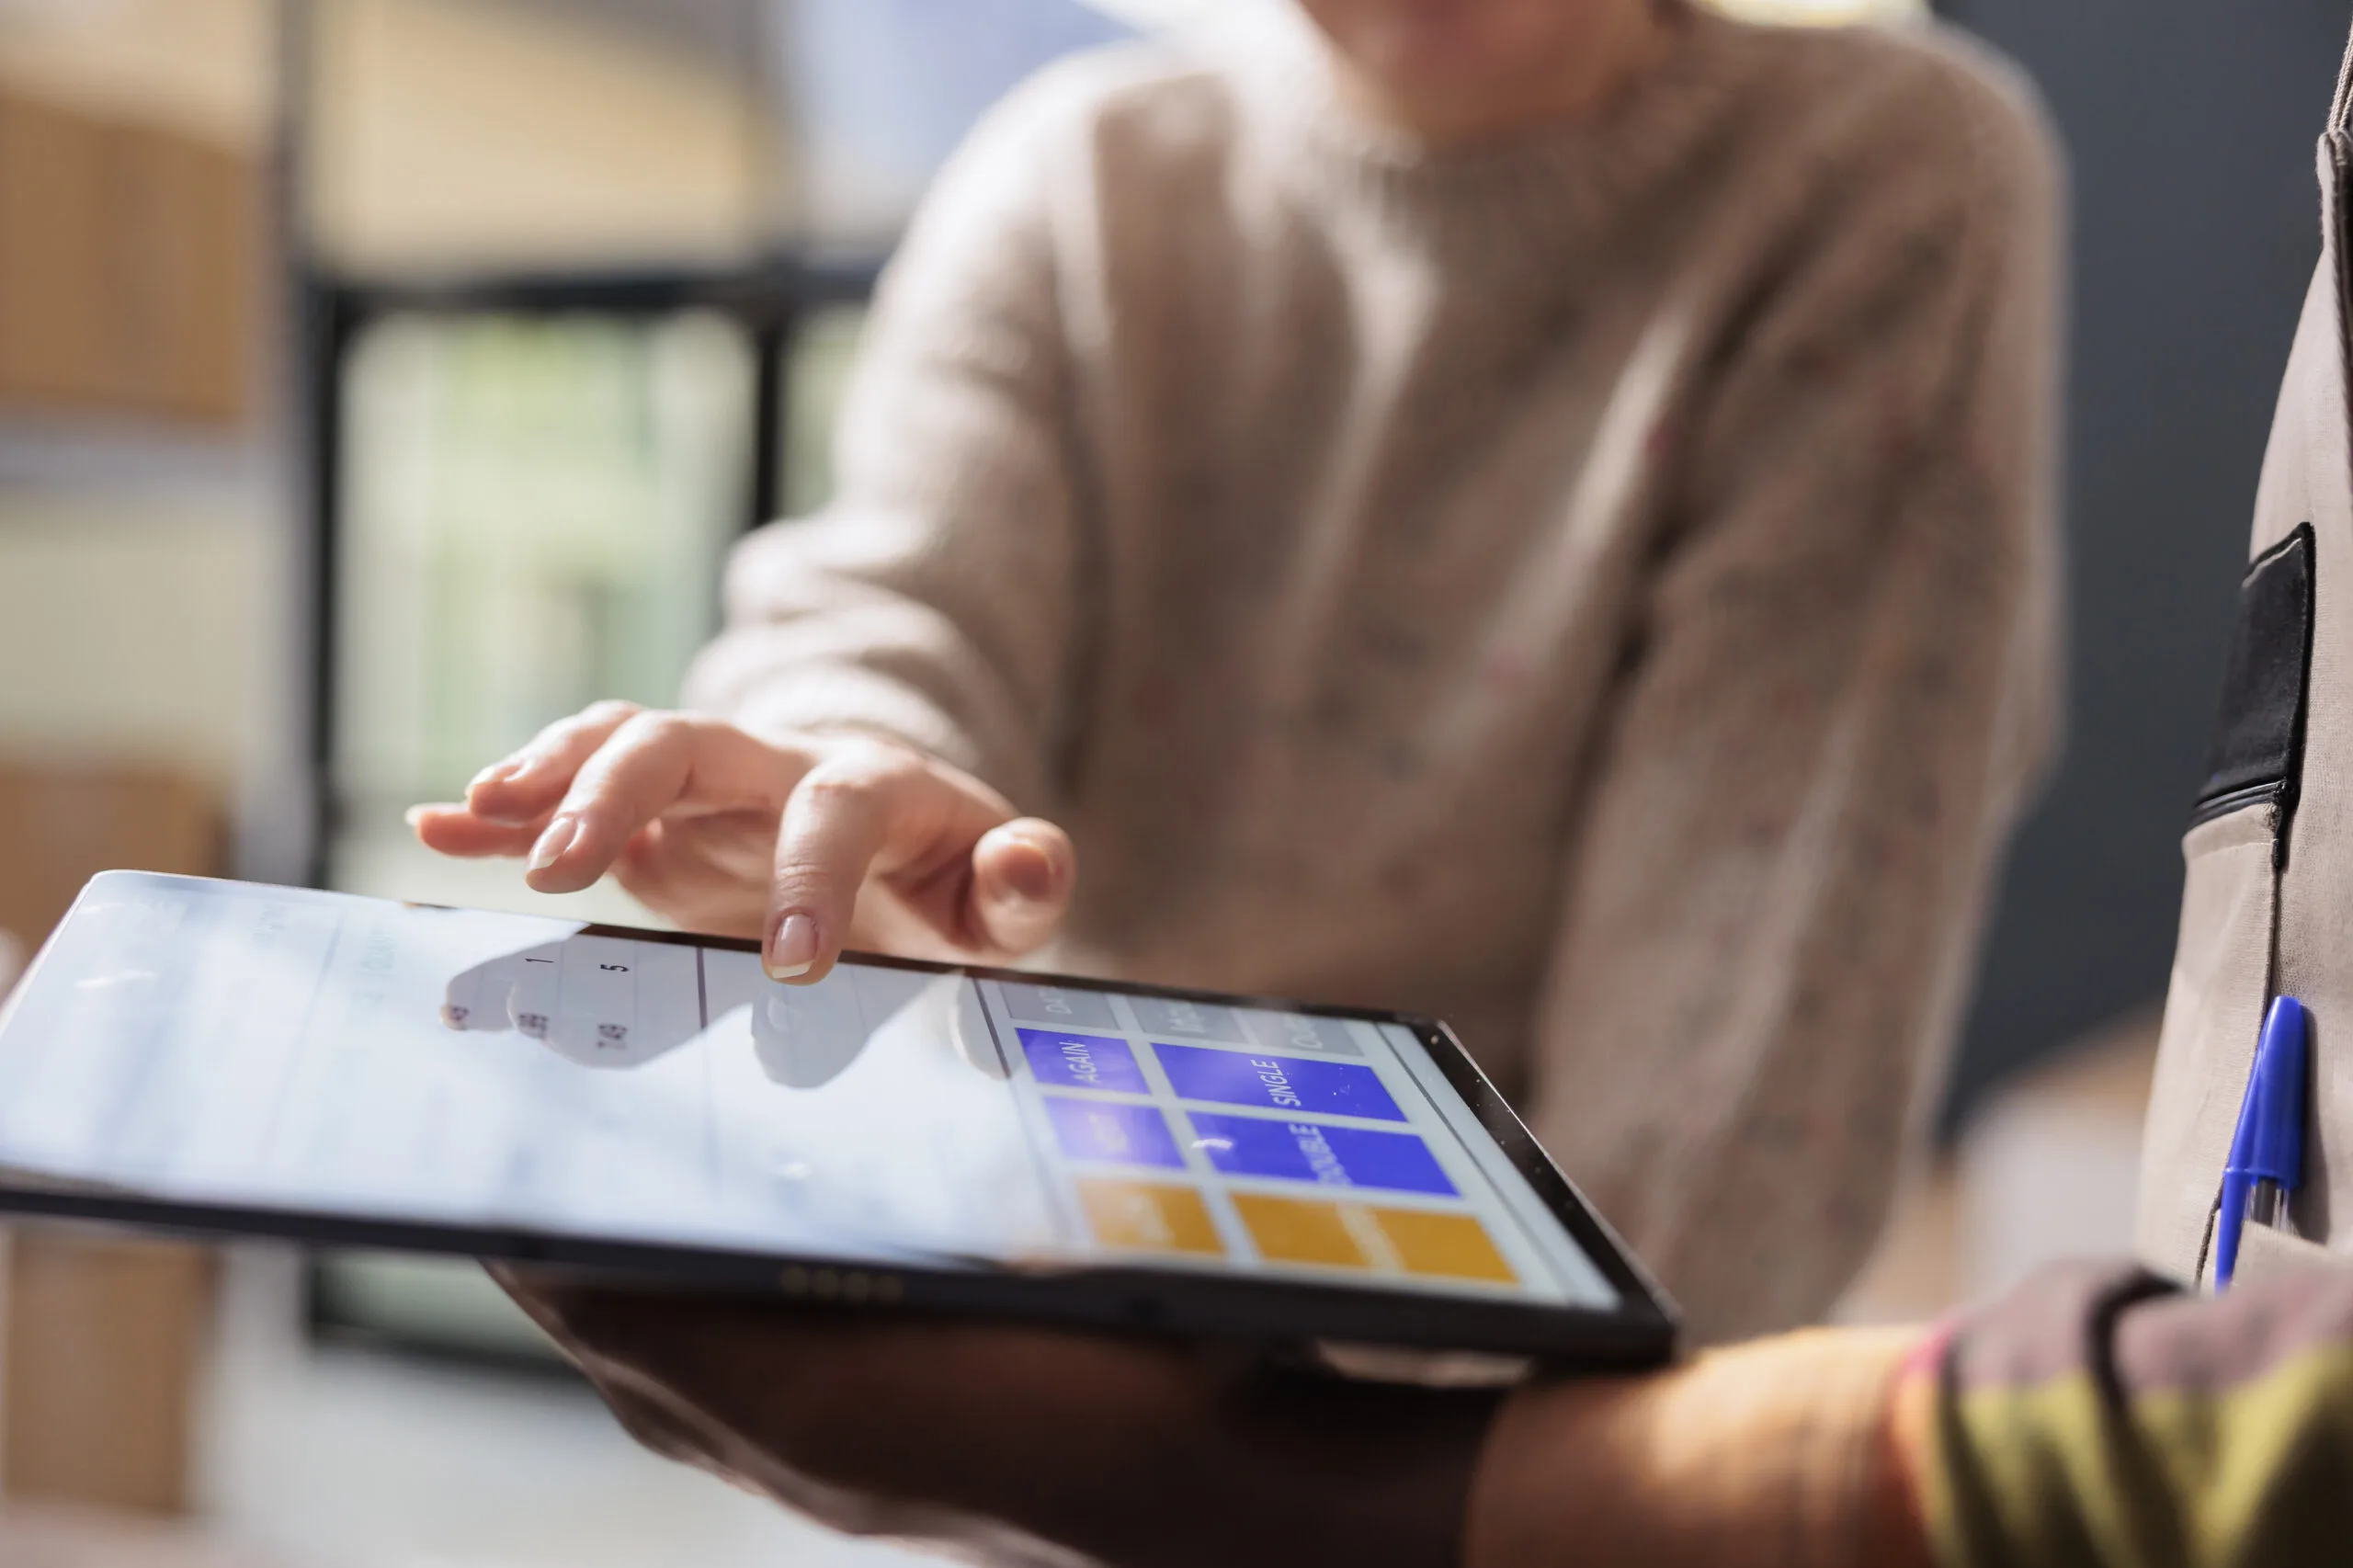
xmin=1463 ymin=1326 xmax=1929 ymax=1568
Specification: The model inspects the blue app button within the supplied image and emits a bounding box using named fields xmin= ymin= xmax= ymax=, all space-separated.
xmin=1154 ymin=1042 xmax=1404 ymax=1122
xmin=1044 ymin=1096 xmax=1185 ymax=1169
xmin=1185 ymin=1113 xmax=1455 ymax=1196
xmin=1019 ymin=1028 xmax=1149 ymax=1095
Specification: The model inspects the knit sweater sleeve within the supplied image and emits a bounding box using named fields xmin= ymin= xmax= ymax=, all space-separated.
xmin=680 ymin=64 xmax=1097 ymax=812
xmin=1524 ymin=39 xmax=2064 ymax=1343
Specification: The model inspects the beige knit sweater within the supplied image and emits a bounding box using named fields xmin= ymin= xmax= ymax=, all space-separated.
xmin=688 ymin=5 xmax=2062 ymax=1341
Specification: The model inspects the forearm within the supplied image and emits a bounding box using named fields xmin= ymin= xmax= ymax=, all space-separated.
xmin=1467 ymin=1328 xmax=1929 ymax=1568
xmin=1046 ymin=1367 xmax=1503 ymax=1568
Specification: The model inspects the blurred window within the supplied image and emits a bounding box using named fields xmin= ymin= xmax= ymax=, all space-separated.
xmin=783 ymin=302 xmax=869 ymax=514
xmin=328 ymin=311 xmax=753 ymax=900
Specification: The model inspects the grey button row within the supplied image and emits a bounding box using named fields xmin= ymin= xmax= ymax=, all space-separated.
xmin=995 ymin=981 xmax=1362 ymax=1056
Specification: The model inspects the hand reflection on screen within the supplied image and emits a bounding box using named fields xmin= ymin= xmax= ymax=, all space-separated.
xmin=439 ymin=938 xmax=693 ymax=1069
xmin=438 ymin=936 xmax=1003 ymax=1090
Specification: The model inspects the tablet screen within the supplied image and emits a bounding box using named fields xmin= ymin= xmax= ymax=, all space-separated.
xmin=0 ymin=874 xmax=1617 ymax=1312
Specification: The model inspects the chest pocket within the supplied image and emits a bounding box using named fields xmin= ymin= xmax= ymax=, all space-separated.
xmin=2137 ymin=526 xmax=2313 ymax=1284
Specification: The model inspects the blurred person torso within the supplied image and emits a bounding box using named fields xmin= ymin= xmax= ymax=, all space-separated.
xmin=689 ymin=0 xmax=2063 ymax=1339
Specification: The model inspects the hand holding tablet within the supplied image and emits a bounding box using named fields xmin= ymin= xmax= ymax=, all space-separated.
xmin=492 ymin=1264 xmax=1501 ymax=1568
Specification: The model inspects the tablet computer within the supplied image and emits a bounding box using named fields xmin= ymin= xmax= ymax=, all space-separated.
xmin=0 ymin=872 xmax=1676 ymax=1367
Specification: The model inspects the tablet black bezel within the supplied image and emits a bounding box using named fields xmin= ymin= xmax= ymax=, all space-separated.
xmin=0 ymin=874 xmax=1680 ymax=1368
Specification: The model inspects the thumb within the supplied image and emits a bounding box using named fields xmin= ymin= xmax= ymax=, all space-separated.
xmin=969 ymin=818 xmax=1075 ymax=956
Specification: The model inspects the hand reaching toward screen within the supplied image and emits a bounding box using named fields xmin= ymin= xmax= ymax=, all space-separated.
xmin=408 ymin=702 xmax=1075 ymax=983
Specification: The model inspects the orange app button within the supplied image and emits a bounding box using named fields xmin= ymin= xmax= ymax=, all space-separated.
xmin=1234 ymin=1193 xmax=1515 ymax=1284
xmin=1076 ymin=1178 xmax=1223 ymax=1256
xmin=1377 ymin=1206 xmax=1516 ymax=1283
xmin=1232 ymin=1192 xmax=1372 ymax=1269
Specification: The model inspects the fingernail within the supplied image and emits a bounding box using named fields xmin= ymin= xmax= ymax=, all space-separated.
xmin=471 ymin=761 xmax=521 ymax=792
xmin=404 ymin=805 xmax=429 ymax=830
xmin=766 ymin=913 xmax=818 ymax=981
xmin=1000 ymin=841 xmax=1059 ymax=903
xmin=527 ymin=814 xmax=580 ymax=872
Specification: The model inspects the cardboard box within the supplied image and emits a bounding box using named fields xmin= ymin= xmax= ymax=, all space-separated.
xmin=0 ymin=85 xmax=256 ymax=426
xmin=0 ymin=89 xmax=115 ymax=410
xmin=3 ymin=1237 xmax=218 ymax=1513
xmin=0 ymin=762 xmax=219 ymax=951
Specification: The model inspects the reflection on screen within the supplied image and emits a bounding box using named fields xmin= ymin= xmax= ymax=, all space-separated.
xmin=0 ymin=875 xmax=1613 ymax=1308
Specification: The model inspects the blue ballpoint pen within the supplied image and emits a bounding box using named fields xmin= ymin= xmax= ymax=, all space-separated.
xmin=2215 ymin=994 xmax=2310 ymax=1290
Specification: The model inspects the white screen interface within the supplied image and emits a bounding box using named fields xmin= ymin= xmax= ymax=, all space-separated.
xmin=0 ymin=875 xmax=1614 ymax=1309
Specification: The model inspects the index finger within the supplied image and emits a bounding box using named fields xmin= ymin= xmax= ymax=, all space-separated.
xmin=467 ymin=700 xmax=646 ymax=825
xmin=524 ymin=714 xmax=804 ymax=895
